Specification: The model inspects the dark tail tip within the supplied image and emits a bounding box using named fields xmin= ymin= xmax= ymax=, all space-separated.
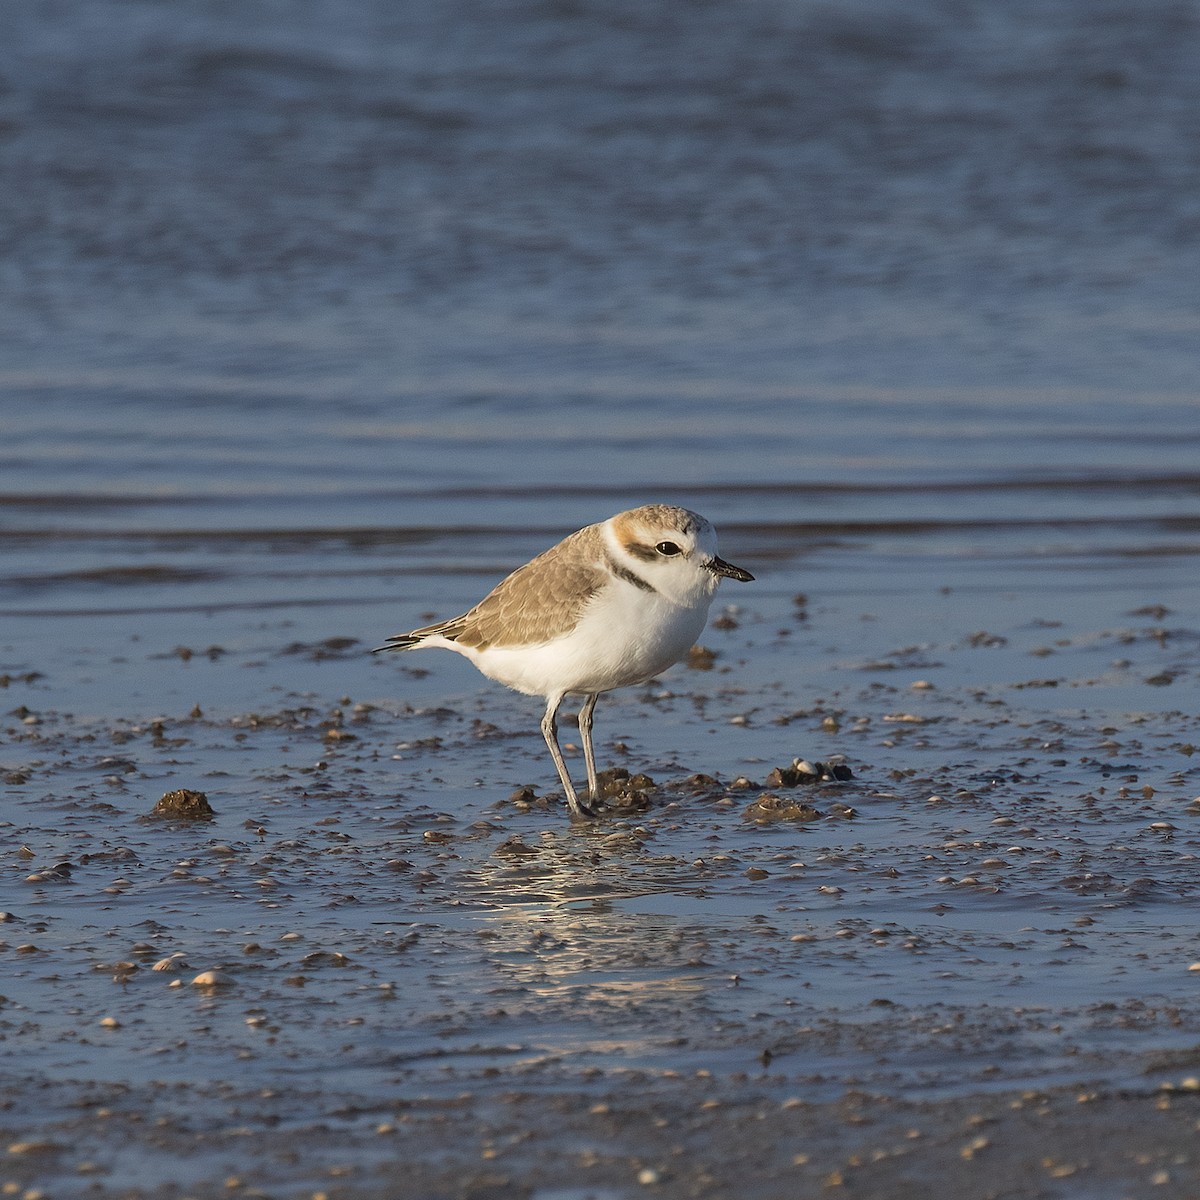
xmin=372 ymin=636 xmax=419 ymax=654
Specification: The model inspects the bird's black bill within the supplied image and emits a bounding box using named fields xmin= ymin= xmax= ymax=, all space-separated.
xmin=707 ymin=556 xmax=754 ymax=582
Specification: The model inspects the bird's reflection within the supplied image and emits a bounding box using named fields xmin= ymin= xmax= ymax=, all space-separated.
xmin=459 ymin=830 xmax=715 ymax=1006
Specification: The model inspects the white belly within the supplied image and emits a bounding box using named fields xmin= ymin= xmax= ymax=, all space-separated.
xmin=462 ymin=585 xmax=712 ymax=698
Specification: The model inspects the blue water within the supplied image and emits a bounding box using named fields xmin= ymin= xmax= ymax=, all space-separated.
xmin=2 ymin=0 xmax=1198 ymax=762
xmin=2 ymin=0 xmax=1198 ymax=532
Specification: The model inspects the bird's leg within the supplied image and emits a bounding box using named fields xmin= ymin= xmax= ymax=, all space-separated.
xmin=578 ymin=693 xmax=599 ymax=803
xmin=540 ymin=695 xmax=595 ymax=820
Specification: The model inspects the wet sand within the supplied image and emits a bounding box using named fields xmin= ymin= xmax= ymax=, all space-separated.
xmin=4 ymin=569 xmax=1199 ymax=1199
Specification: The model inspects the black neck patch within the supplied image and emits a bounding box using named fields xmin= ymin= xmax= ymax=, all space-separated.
xmin=607 ymin=555 xmax=656 ymax=594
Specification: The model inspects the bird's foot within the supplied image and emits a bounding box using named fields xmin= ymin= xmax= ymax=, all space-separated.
xmin=565 ymin=794 xmax=599 ymax=821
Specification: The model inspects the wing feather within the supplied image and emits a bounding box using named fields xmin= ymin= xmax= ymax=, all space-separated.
xmin=376 ymin=523 xmax=606 ymax=652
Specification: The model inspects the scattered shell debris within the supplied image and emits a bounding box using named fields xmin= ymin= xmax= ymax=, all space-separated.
xmin=3 ymin=558 xmax=1199 ymax=1200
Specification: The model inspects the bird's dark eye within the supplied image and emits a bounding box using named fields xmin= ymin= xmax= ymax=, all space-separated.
xmin=656 ymin=541 xmax=682 ymax=556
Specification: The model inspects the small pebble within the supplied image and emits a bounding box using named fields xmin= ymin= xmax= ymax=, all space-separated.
xmin=6 ymin=1140 xmax=59 ymax=1155
xmin=191 ymin=970 xmax=233 ymax=988
xmin=149 ymin=789 xmax=215 ymax=820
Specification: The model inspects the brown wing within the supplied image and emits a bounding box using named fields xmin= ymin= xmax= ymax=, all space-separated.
xmin=377 ymin=522 xmax=606 ymax=653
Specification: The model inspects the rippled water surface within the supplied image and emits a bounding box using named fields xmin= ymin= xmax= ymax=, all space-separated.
xmin=3 ymin=1 xmax=1200 ymax=1197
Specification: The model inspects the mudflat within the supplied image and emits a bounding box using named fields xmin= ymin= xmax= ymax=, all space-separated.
xmin=5 ymin=564 xmax=1199 ymax=1198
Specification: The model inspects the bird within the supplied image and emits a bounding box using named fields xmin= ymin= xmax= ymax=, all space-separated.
xmin=375 ymin=504 xmax=754 ymax=819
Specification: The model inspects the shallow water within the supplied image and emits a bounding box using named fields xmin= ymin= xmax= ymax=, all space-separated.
xmin=4 ymin=0 xmax=1200 ymax=1196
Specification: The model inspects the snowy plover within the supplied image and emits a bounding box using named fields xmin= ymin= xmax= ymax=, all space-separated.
xmin=375 ymin=504 xmax=754 ymax=819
